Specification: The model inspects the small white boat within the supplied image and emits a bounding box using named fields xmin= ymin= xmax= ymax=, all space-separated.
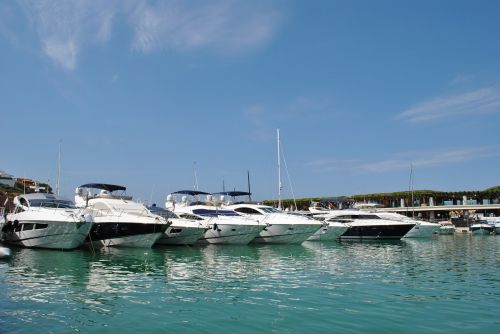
xmin=470 ymin=222 xmax=494 ymax=235
xmin=438 ymin=222 xmax=455 ymax=235
xmin=2 ymin=193 xmax=93 ymax=249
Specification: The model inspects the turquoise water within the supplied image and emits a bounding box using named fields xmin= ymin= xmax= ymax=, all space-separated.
xmin=1 ymin=235 xmax=499 ymax=333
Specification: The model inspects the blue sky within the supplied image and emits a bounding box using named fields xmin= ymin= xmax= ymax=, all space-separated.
xmin=1 ymin=0 xmax=499 ymax=204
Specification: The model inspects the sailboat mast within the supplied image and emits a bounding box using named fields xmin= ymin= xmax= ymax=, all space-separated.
xmin=277 ymin=128 xmax=282 ymax=210
xmin=247 ymin=170 xmax=252 ymax=202
xmin=56 ymin=140 xmax=61 ymax=196
xmin=193 ymin=161 xmax=199 ymax=191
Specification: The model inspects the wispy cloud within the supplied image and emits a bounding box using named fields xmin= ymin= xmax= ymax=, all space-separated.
xmin=2 ymin=0 xmax=283 ymax=71
xmin=307 ymin=147 xmax=500 ymax=173
xmin=397 ymin=87 xmax=500 ymax=122
xmin=129 ymin=0 xmax=283 ymax=54
xmin=17 ymin=0 xmax=116 ymax=71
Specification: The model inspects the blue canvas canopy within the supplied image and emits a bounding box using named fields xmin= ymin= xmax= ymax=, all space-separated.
xmin=214 ymin=191 xmax=251 ymax=197
xmin=79 ymin=183 xmax=126 ymax=192
xmin=171 ymin=190 xmax=211 ymax=196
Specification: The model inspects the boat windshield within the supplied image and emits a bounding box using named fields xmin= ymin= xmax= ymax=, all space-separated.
xmin=335 ymin=214 xmax=380 ymax=220
xmin=259 ymin=207 xmax=281 ymax=213
xmin=193 ymin=209 xmax=240 ymax=217
xmin=28 ymin=199 xmax=76 ymax=209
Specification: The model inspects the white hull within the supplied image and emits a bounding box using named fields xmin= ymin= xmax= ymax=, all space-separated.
xmin=307 ymin=223 xmax=348 ymax=241
xmin=87 ymin=232 xmax=163 ymax=248
xmin=252 ymin=223 xmax=320 ymax=244
xmin=2 ymin=220 xmax=92 ymax=249
xmin=199 ymin=223 xmax=263 ymax=245
xmin=470 ymin=224 xmax=494 ymax=235
xmin=404 ymin=223 xmax=440 ymax=238
xmin=157 ymin=225 xmax=207 ymax=245
xmin=439 ymin=227 xmax=455 ymax=235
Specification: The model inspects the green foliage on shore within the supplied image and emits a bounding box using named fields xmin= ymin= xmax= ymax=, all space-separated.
xmin=263 ymin=186 xmax=500 ymax=209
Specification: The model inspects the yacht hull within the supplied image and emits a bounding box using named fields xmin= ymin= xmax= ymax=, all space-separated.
xmin=439 ymin=227 xmax=455 ymax=235
xmin=157 ymin=225 xmax=207 ymax=245
xmin=1 ymin=220 xmax=92 ymax=249
xmin=307 ymin=223 xmax=348 ymax=241
xmin=86 ymin=222 xmax=166 ymax=248
xmin=340 ymin=224 xmax=415 ymax=240
xmin=199 ymin=223 xmax=263 ymax=245
xmin=470 ymin=225 xmax=494 ymax=235
xmin=252 ymin=224 xmax=320 ymax=244
xmin=404 ymin=223 xmax=440 ymax=238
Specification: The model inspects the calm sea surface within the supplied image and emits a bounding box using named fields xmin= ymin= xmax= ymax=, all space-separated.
xmin=1 ymin=235 xmax=499 ymax=333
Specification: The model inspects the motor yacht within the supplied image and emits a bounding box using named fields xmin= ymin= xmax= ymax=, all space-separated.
xmin=373 ymin=212 xmax=440 ymax=238
xmin=218 ymin=192 xmax=323 ymax=243
xmin=1 ymin=193 xmax=93 ymax=249
xmin=75 ymin=184 xmax=168 ymax=248
xmin=470 ymin=222 xmax=494 ymax=235
xmin=438 ymin=221 xmax=456 ymax=235
xmin=165 ymin=190 xmax=264 ymax=244
xmin=148 ymin=205 xmax=208 ymax=245
xmin=313 ymin=209 xmax=415 ymax=240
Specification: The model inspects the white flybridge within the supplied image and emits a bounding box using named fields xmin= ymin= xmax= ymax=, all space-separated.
xmin=165 ymin=190 xmax=264 ymax=244
xmin=218 ymin=191 xmax=324 ymax=243
xmin=1 ymin=193 xmax=93 ymax=249
xmin=75 ymin=183 xmax=168 ymax=248
xmin=148 ymin=204 xmax=208 ymax=245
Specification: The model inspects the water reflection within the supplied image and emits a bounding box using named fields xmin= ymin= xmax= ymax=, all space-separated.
xmin=0 ymin=236 xmax=499 ymax=333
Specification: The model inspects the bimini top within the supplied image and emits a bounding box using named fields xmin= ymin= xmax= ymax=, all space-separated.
xmin=171 ymin=190 xmax=211 ymax=196
xmin=214 ymin=191 xmax=251 ymax=197
xmin=79 ymin=183 xmax=126 ymax=192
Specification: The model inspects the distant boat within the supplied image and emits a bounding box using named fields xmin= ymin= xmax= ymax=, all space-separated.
xmin=354 ymin=203 xmax=440 ymax=238
xmin=438 ymin=221 xmax=455 ymax=235
xmin=1 ymin=193 xmax=93 ymax=249
xmin=312 ymin=209 xmax=415 ymax=240
xmin=470 ymin=222 xmax=494 ymax=235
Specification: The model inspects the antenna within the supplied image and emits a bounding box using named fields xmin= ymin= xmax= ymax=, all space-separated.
xmin=222 ymin=178 xmax=226 ymax=192
xmin=407 ymin=163 xmax=414 ymax=217
xmin=277 ymin=128 xmax=282 ymax=210
xmin=410 ymin=164 xmax=415 ymax=218
xmin=247 ymin=170 xmax=252 ymax=202
xmin=56 ymin=140 xmax=61 ymax=196
xmin=193 ymin=161 xmax=199 ymax=191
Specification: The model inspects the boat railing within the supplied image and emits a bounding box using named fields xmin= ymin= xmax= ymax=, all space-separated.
xmin=90 ymin=207 xmax=157 ymax=219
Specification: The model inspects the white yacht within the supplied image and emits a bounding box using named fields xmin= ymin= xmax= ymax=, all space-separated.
xmin=313 ymin=209 xmax=415 ymax=240
xmin=374 ymin=212 xmax=440 ymax=238
xmin=1 ymin=193 xmax=93 ymax=249
xmin=218 ymin=191 xmax=323 ymax=243
xmin=470 ymin=222 xmax=494 ymax=235
xmin=165 ymin=190 xmax=264 ymax=244
xmin=438 ymin=221 xmax=456 ymax=235
xmin=148 ymin=205 xmax=208 ymax=245
xmin=75 ymin=184 xmax=168 ymax=248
